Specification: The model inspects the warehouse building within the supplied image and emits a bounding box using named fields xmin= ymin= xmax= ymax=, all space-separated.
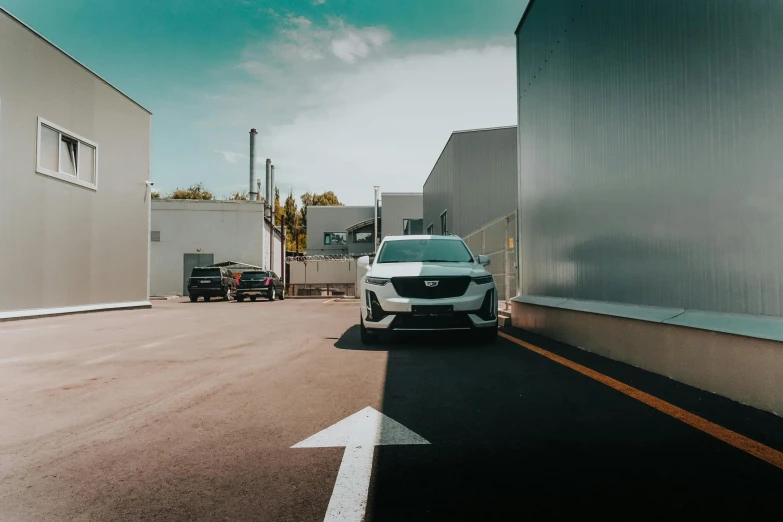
xmin=379 ymin=193 xmax=423 ymax=239
xmin=512 ymin=0 xmax=783 ymax=414
xmin=150 ymin=200 xmax=282 ymax=297
xmin=305 ymin=192 xmax=423 ymax=256
xmin=422 ymin=126 xmax=517 ymax=301
xmin=0 ymin=8 xmax=152 ymax=320
xmin=306 ymin=206 xmax=376 ymax=256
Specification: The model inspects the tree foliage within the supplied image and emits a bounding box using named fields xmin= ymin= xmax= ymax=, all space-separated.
xmin=298 ymin=191 xmax=343 ymax=250
xmin=274 ymin=187 xmax=283 ymax=227
xmin=151 ymin=191 xmax=161 ymax=199
xmin=228 ymin=191 xmax=249 ymax=201
xmin=170 ymin=183 xmax=215 ymax=200
xmin=284 ymin=191 xmax=304 ymax=252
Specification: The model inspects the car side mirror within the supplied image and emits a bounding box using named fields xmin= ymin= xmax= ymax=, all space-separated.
xmin=357 ymin=256 xmax=371 ymax=269
xmin=477 ymin=255 xmax=490 ymax=267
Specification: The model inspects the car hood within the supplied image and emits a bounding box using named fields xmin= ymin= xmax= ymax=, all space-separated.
xmin=369 ymin=262 xmax=488 ymax=279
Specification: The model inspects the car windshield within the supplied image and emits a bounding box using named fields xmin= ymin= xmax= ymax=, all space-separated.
xmin=241 ymin=272 xmax=270 ymax=280
xmin=376 ymin=238 xmax=474 ymax=264
xmin=191 ymin=268 xmax=220 ymax=278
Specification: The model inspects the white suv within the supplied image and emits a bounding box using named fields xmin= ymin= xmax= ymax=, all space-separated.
xmin=358 ymin=235 xmax=498 ymax=344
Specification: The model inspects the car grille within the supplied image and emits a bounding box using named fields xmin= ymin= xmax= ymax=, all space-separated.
xmin=390 ymin=276 xmax=471 ymax=299
xmin=391 ymin=313 xmax=473 ymax=330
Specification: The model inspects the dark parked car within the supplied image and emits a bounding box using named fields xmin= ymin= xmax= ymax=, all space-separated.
xmin=187 ymin=267 xmax=236 ymax=302
xmin=236 ymin=271 xmax=285 ymax=302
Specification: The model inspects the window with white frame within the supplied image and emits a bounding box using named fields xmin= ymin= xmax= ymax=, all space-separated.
xmin=37 ymin=118 xmax=98 ymax=190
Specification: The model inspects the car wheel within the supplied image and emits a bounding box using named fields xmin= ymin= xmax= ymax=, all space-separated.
xmin=279 ymin=288 xmax=285 ymax=300
xmin=223 ymin=287 xmax=232 ymax=301
xmin=475 ymin=324 xmax=498 ymax=344
xmin=360 ymin=316 xmax=377 ymax=345
xmin=268 ymin=288 xmax=276 ymax=301
xmin=189 ymin=295 xmax=198 ymax=302
xmin=204 ymin=296 xmax=211 ymax=302
xmin=237 ymin=296 xmax=245 ymax=302
xmin=250 ymin=296 xmax=257 ymax=302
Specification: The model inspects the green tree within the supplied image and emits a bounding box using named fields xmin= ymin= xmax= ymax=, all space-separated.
xmin=170 ymin=182 xmax=214 ymax=200
xmin=284 ymin=191 xmax=303 ymax=252
xmin=274 ymin=187 xmax=283 ymax=227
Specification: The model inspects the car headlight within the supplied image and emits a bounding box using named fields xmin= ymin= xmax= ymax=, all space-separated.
xmin=472 ymin=275 xmax=494 ymax=285
xmin=365 ymin=276 xmax=390 ymax=286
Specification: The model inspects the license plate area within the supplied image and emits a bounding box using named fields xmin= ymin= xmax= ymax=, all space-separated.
xmin=200 ymin=280 xmax=211 ymax=284
xmin=411 ymin=305 xmax=454 ymax=316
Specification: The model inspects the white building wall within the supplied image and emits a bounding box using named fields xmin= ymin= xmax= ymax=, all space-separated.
xmin=0 ymin=8 xmax=151 ymax=318
xmin=150 ymin=200 xmax=271 ymax=296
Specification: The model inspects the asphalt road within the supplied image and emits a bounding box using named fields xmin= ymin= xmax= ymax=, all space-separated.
xmin=1 ymin=299 xmax=781 ymax=521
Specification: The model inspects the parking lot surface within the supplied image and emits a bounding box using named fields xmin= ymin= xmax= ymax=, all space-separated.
xmin=1 ymin=299 xmax=782 ymax=521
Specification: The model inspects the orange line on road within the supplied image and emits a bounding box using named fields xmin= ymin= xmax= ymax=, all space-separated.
xmin=498 ymin=331 xmax=783 ymax=471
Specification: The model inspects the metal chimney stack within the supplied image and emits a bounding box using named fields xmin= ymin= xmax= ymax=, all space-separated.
xmin=265 ymin=159 xmax=272 ymax=215
xmin=270 ymin=164 xmax=276 ymax=272
xmin=249 ymin=129 xmax=258 ymax=201
xmin=270 ymin=165 xmax=275 ymax=212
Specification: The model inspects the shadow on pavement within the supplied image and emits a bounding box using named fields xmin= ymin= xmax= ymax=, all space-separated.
xmin=334 ymin=325 xmax=484 ymax=352
xmin=350 ymin=326 xmax=783 ymax=521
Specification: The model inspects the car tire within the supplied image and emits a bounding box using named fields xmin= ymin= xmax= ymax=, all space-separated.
xmin=360 ymin=317 xmax=377 ymax=345
xmin=268 ymin=288 xmax=276 ymax=301
xmin=189 ymin=295 xmax=198 ymax=302
xmin=223 ymin=287 xmax=232 ymax=301
xmin=204 ymin=296 xmax=211 ymax=302
xmin=237 ymin=296 xmax=245 ymax=302
xmin=279 ymin=288 xmax=285 ymax=300
xmin=475 ymin=324 xmax=498 ymax=344
xmin=250 ymin=296 xmax=257 ymax=302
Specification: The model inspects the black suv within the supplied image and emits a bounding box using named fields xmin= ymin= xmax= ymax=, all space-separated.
xmin=187 ymin=267 xmax=236 ymax=302
xmin=236 ymin=271 xmax=285 ymax=302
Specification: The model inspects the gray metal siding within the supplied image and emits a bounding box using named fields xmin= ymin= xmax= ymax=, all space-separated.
xmin=423 ymin=127 xmax=517 ymax=238
xmin=517 ymin=0 xmax=783 ymax=316
xmin=306 ymin=206 xmax=374 ymax=255
xmin=381 ymin=193 xmax=423 ymax=238
xmin=0 ymin=11 xmax=151 ymax=313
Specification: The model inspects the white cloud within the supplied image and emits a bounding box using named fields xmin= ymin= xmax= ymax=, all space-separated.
xmin=260 ymin=46 xmax=515 ymax=204
xmin=202 ymin=18 xmax=516 ymax=205
xmin=240 ymin=15 xmax=391 ymax=69
xmin=215 ymin=150 xmax=246 ymax=164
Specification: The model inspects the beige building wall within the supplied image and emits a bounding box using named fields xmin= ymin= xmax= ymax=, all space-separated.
xmin=0 ymin=9 xmax=152 ymax=318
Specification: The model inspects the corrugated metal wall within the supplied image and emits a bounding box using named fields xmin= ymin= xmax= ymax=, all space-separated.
xmin=517 ymin=0 xmax=783 ymax=316
xmin=423 ymin=127 xmax=517 ymax=238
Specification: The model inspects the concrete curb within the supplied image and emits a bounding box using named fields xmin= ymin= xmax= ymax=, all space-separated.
xmin=150 ymin=296 xmax=181 ymax=301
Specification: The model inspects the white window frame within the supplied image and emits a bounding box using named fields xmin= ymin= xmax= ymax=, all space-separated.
xmin=36 ymin=117 xmax=99 ymax=191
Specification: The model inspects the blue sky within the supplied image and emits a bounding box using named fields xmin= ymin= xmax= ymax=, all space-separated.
xmin=3 ymin=0 xmax=528 ymax=204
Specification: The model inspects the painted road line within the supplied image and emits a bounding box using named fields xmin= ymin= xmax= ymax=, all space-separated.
xmin=292 ymin=406 xmax=430 ymax=522
xmin=498 ymin=331 xmax=783 ymax=471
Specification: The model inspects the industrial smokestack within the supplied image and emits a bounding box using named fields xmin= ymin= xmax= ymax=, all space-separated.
xmin=249 ymin=129 xmax=258 ymax=201
xmin=265 ymin=159 xmax=272 ymax=216
xmin=270 ymin=164 xmax=275 ymax=273
xmin=270 ymin=165 xmax=275 ymax=215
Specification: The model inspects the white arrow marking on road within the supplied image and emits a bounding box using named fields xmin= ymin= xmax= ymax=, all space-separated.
xmin=292 ymin=406 xmax=430 ymax=522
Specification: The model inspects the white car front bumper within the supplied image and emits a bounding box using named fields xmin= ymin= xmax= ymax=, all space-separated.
xmin=361 ymin=279 xmax=498 ymax=331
